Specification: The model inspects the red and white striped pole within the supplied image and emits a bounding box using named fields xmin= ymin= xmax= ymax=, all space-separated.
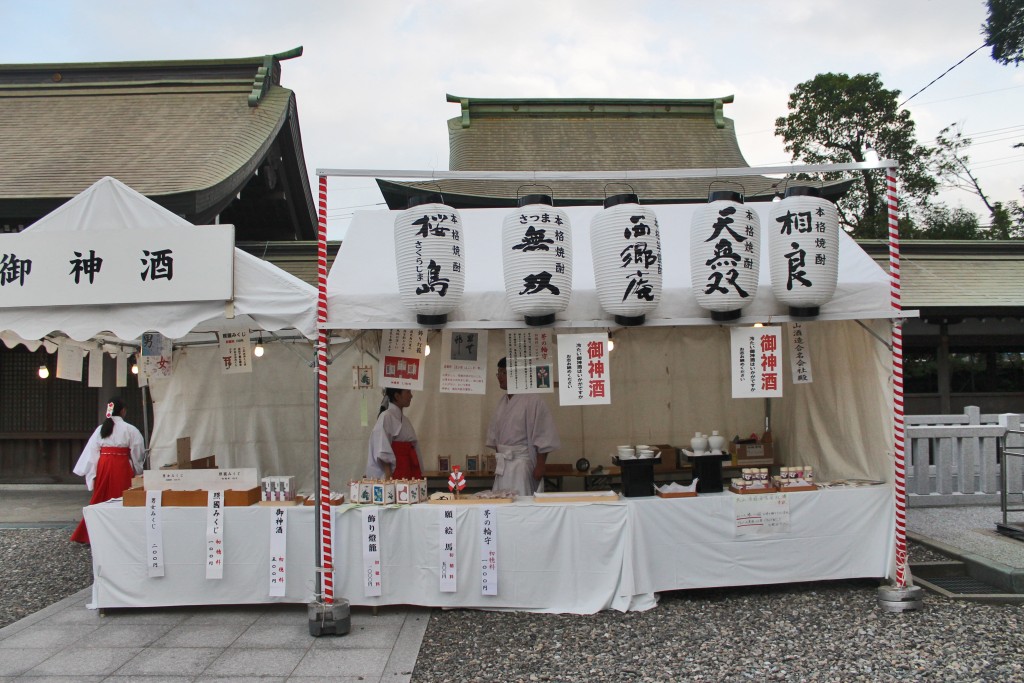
xmin=316 ymin=174 xmax=334 ymax=603
xmin=887 ymin=170 xmax=908 ymax=588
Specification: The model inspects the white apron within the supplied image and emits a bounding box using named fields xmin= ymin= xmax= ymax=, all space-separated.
xmin=493 ymin=444 xmax=542 ymax=496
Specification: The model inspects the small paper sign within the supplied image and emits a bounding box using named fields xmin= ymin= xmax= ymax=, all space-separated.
xmin=353 ymin=365 xmax=374 ymax=390
xmin=480 ymin=506 xmax=498 ymax=596
xmin=734 ymin=493 xmax=791 ymax=537
xmin=439 ymin=507 xmax=457 ymax=592
xmin=141 ymin=331 xmax=173 ymax=379
xmin=205 ymin=490 xmax=224 ymax=580
xmin=218 ymin=330 xmax=252 ymax=375
xmin=361 ymin=507 xmax=383 ymax=596
xmin=268 ymin=507 xmax=288 ymax=596
xmin=439 ymin=330 xmax=488 ymax=394
xmin=556 ymin=333 xmax=611 ymax=406
xmin=380 ymin=329 xmax=426 ymax=391
xmin=146 ymin=490 xmax=165 ymax=578
xmin=730 ymin=326 xmax=783 ymax=399
xmin=505 ymin=329 xmax=554 ymax=394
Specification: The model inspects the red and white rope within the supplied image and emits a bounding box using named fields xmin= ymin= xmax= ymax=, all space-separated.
xmin=316 ymin=175 xmax=333 ymax=602
xmin=887 ymin=171 xmax=907 ymax=588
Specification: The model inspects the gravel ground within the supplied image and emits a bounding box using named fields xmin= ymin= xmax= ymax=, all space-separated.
xmin=1 ymin=529 xmax=1020 ymax=683
xmin=0 ymin=527 xmax=93 ymax=629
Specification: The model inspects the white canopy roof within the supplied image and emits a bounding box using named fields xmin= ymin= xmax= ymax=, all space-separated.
xmin=0 ymin=177 xmax=317 ymax=342
xmin=327 ymin=204 xmax=893 ymax=329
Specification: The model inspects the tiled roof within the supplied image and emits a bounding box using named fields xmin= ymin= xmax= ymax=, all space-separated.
xmin=380 ymin=94 xmax=851 ymax=208
xmin=237 ymin=241 xmax=340 ymax=287
xmin=861 ymin=241 xmax=1024 ymax=313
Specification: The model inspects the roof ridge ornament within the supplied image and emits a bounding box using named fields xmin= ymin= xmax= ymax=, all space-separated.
xmin=248 ymin=48 xmax=302 ymax=107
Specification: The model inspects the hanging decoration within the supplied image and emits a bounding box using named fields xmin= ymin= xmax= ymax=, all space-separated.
xmin=501 ymin=193 xmax=573 ymax=326
xmin=689 ymin=189 xmax=761 ymax=321
xmin=393 ymin=194 xmax=466 ymax=325
xmin=768 ymin=186 xmax=839 ymax=318
xmin=589 ymin=192 xmax=663 ymax=326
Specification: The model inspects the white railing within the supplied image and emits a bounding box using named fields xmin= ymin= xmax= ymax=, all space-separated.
xmin=906 ymin=407 xmax=1024 ymax=506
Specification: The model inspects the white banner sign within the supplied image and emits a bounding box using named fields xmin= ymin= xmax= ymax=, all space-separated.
xmin=380 ymin=329 xmax=426 ymax=391
xmin=87 ymin=348 xmax=104 ymax=388
xmin=788 ymin=322 xmax=813 ymax=384
xmin=141 ymin=332 xmax=173 ymax=380
xmin=556 ymin=333 xmax=611 ymax=406
xmin=146 ymin=490 xmax=165 ymax=578
xmin=439 ymin=330 xmax=488 ymax=394
xmin=205 ymin=490 xmax=224 ymax=580
xmin=218 ymin=330 xmax=252 ymax=375
xmin=734 ymin=493 xmax=791 ymax=537
xmin=268 ymin=506 xmax=288 ymax=596
xmin=361 ymin=507 xmax=383 ymax=596
xmin=480 ymin=506 xmax=498 ymax=596
xmin=0 ymin=225 xmax=234 ymax=307
xmin=730 ymin=326 xmax=783 ymax=399
xmin=143 ymin=468 xmax=258 ymax=491
xmin=505 ymin=329 xmax=554 ymax=394
xmin=439 ymin=507 xmax=457 ymax=592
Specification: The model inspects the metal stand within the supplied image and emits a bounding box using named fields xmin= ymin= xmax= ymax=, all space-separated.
xmin=876 ymin=584 xmax=924 ymax=612
xmin=996 ymin=429 xmax=1024 ymax=541
xmin=308 ymin=598 xmax=351 ymax=637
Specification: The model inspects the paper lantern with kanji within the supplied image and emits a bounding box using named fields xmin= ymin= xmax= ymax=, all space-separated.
xmin=689 ymin=190 xmax=761 ymax=321
xmin=501 ymin=194 xmax=573 ymax=326
xmin=393 ymin=194 xmax=466 ymax=325
xmin=589 ymin=194 xmax=663 ymax=326
xmin=767 ymin=186 xmax=840 ymax=318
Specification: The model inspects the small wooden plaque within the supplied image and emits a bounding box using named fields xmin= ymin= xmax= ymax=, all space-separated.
xmin=655 ymin=490 xmax=697 ymax=498
xmin=728 ymin=485 xmax=779 ymax=495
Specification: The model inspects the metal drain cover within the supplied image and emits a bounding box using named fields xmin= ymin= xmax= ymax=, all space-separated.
xmin=926 ymin=576 xmax=1005 ymax=595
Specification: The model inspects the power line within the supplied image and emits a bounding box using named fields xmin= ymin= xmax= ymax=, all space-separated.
xmin=898 ymin=43 xmax=988 ymax=108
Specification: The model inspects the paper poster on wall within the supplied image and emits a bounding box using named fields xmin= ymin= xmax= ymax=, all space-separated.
xmin=439 ymin=330 xmax=487 ymax=394
xmin=556 ymin=333 xmax=611 ymax=406
xmin=730 ymin=326 xmax=783 ymax=399
xmin=788 ymin=322 xmax=813 ymax=384
xmin=141 ymin=332 xmax=173 ymax=379
xmin=87 ymin=348 xmax=104 ymax=388
xmin=504 ymin=329 xmax=554 ymax=394
xmin=733 ymin=493 xmax=791 ymax=537
xmin=56 ymin=344 xmax=84 ymax=381
xmin=352 ymin=365 xmax=374 ymax=390
xmin=380 ymin=329 xmax=426 ymax=391
xmin=217 ymin=330 xmax=251 ymax=375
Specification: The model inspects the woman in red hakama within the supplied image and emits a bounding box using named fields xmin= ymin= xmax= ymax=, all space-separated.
xmin=366 ymin=387 xmax=423 ymax=479
xmin=71 ymin=397 xmax=146 ymax=544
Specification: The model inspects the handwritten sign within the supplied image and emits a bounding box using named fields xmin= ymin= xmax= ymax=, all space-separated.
xmin=268 ymin=507 xmax=287 ymax=596
xmin=361 ymin=507 xmax=383 ymax=596
xmin=205 ymin=490 xmax=224 ymax=580
xmin=146 ymin=490 xmax=164 ymax=578
xmin=480 ymin=506 xmax=498 ymax=595
xmin=734 ymin=493 xmax=791 ymax=537
xmin=439 ymin=507 xmax=457 ymax=592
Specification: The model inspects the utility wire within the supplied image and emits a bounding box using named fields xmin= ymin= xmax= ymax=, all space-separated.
xmin=899 ymin=44 xmax=988 ymax=108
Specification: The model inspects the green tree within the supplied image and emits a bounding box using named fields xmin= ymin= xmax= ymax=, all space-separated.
xmin=917 ymin=204 xmax=984 ymax=239
xmin=774 ymin=73 xmax=937 ymax=238
xmin=984 ymin=0 xmax=1024 ymax=66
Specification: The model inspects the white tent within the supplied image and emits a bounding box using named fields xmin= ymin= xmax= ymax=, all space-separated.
xmin=324 ymin=204 xmax=896 ymax=487
xmin=0 ymin=177 xmax=320 ymax=487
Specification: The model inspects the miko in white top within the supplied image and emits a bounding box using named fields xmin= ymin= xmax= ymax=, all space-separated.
xmin=73 ymin=415 xmax=147 ymax=491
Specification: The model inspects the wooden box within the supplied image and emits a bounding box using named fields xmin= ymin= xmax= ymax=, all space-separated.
xmin=655 ymin=489 xmax=697 ymax=499
xmin=652 ymin=444 xmax=678 ymax=473
xmin=730 ymin=442 xmax=775 ymax=466
xmin=728 ymin=485 xmax=779 ymax=495
xmin=122 ymin=487 xmax=260 ymax=507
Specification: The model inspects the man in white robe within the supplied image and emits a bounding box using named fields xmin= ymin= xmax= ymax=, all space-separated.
xmin=486 ymin=357 xmax=560 ymax=496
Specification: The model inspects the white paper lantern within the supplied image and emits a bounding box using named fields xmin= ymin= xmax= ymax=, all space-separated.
xmin=393 ymin=194 xmax=466 ymax=325
xmin=590 ymin=193 xmax=663 ymax=326
xmin=689 ymin=190 xmax=761 ymax=321
xmin=768 ymin=186 xmax=840 ymax=318
xmin=502 ymin=194 xmax=573 ymax=326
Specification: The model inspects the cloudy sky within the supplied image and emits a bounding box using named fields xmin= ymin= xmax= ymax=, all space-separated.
xmin=2 ymin=0 xmax=1021 ymax=239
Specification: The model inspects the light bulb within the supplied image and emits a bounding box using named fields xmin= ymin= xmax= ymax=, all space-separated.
xmin=753 ymin=322 xmax=764 ymax=328
xmin=37 ymin=365 xmax=49 ymax=379
xmin=131 ymin=363 xmax=139 ymax=375
xmin=608 ymin=339 xmax=615 ymax=352
xmin=253 ymin=344 xmax=265 ymax=358
xmin=424 ymin=344 xmax=431 ymax=356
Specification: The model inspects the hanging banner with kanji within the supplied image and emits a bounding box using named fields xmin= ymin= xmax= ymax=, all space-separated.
xmin=730 ymin=326 xmax=783 ymax=398
xmin=268 ymin=506 xmax=287 ymax=596
xmin=479 ymin=506 xmax=498 ymax=596
xmin=439 ymin=330 xmax=488 ymax=394
xmin=141 ymin=331 xmax=174 ymax=379
xmin=788 ymin=322 xmax=813 ymax=384
xmin=146 ymin=490 xmax=165 ymax=578
xmin=439 ymin=507 xmax=457 ymax=592
xmin=504 ymin=329 xmax=554 ymax=394
xmin=205 ymin=490 xmax=224 ymax=580
xmin=556 ymin=333 xmax=611 ymax=406
xmin=361 ymin=507 xmax=383 ymax=596
xmin=380 ymin=329 xmax=426 ymax=391
xmin=217 ymin=330 xmax=251 ymax=375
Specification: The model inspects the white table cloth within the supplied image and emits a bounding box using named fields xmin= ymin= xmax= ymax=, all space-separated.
xmin=83 ymin=487 xmax=893 ymax=614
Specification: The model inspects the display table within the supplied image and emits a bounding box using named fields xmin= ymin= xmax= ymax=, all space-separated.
xmin=83 ymin=486 xmax=893 ymax=614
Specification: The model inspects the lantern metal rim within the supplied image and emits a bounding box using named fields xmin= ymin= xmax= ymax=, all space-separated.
xmin=416 ymin=313 xmax=449 ymax=326
xmin=524 ymin=312 xmax=556 ymax=326
xmin=783 ymin=185 xmax=822 ymax=199
xmin=788 ymin=306 xmax=821 ymax=318
xmin=518 ymin=194 xmax=553 ymax=207
xmin=603 ymin=193 xmax=639 ymax=209
xmin=614 ymin=313 xmax=646 ymax=327
xmin=710 ymin=309 xmax=743 ymax=322
xmin=707 ymin=190 xmax=744 ymax=204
